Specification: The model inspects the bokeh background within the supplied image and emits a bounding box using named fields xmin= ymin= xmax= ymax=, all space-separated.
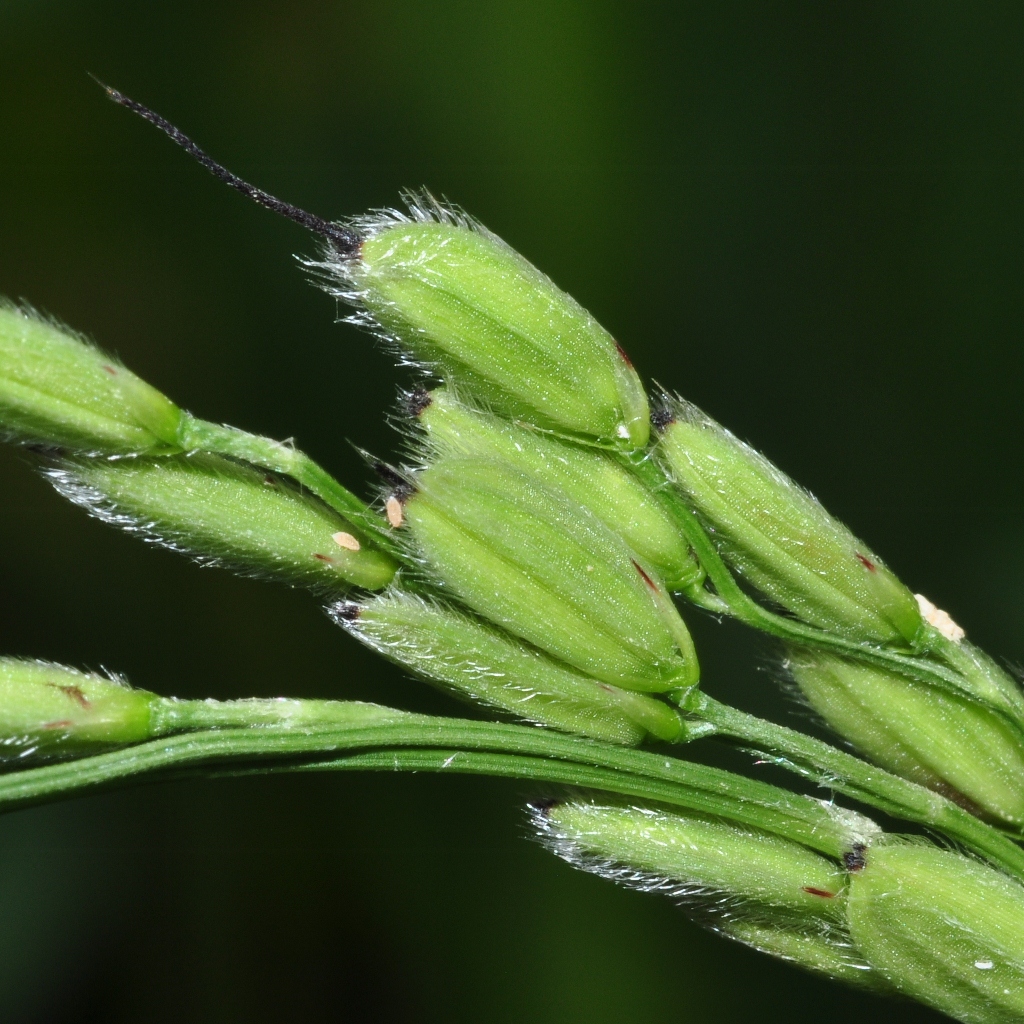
xmin=2 ymin=3 xmax=1023 ymax=1021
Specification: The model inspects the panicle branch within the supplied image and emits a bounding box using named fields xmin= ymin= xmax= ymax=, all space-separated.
xmin=1 ymin=88 xmax=1022 ymax=1022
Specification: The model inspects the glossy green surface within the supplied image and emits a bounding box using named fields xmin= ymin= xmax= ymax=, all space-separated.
xmin=52 ymin=454 xmax=397 ymax=592
xmin=849 ymin=844 xmax=1024 ymax=1023
xmin=543 ymin=800 xmax=847 ymax=918
xmin=418 ymin=388 xmax=701 ymax=588
xmin=355 ymin=222 xmax=649 ymax=448
xmin=789 ymin=648 xmax=1024 ymax=828
xmin=345 ymin=589 xmax=685 ymax=743
xmin=659 ymin=409 xmax=922 ymax=644
xmin=0 ymin=658 xmax=157 ymax=755
xmin=0 ymin=305 xmax=181 ymax=453
xmin=406 ymin=456 xmax=698 ymax=690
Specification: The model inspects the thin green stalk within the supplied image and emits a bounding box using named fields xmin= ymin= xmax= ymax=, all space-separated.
xmin=177 ymin=414 xmax=404 ymax=558
xmin=689 ymin=692 xmax=1024 ymax=880
xmin=273 ymin=746 xmax=849 ymax=808
xmin=625 ymin=451 xmax=1024 ymax=720
xmin=0 ymin=709 xmax=867 ymax=858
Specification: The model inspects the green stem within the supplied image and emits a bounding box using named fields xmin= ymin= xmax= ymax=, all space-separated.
xmin=690 ymin=693 xmax=1024 ymax=880
xmin=142 ymin=694 xmax=1024 ymax=877
xmin=177 ymin=414 xmax=404 ymax=558
xmin=0 ymin=707 xmax=866 ymax=858
xmin=625 ymin=451 xmax=1023 ymax=720
xmin=250 ymin=746 xmax=852 ymax=814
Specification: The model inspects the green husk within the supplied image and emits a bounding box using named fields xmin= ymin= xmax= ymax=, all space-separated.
xmin=405 ymin=456 xmax=698 ymax=691
xmin=0 ymin=303 xmax=181 ymax=454
xmin=338 ymin=590 xmax=685 ymax=744
xmin=657 ymin=399 xmax=922 ymax=645
xmin=416 ymin=388 xmax=702 ymax=590
xmin=848 ymin=843 xmax=1024 ymax=1023
xmin=47 ymin=454 xmax=397 ymax=592
xmin=332 ymin=208 xmax=649 ymax=448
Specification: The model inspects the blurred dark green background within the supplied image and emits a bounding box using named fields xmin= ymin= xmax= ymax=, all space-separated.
xmin=2 ymin=3 xmax=1022 ymax=1021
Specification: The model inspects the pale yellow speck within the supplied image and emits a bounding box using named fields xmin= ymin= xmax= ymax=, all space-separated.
xmin=386 ymin=495 xmax=404 ymax=528
xmin=332 ymin=531 xmax=361 ymax=552
xmin=915 ymin=594 xmax=966 ymax=643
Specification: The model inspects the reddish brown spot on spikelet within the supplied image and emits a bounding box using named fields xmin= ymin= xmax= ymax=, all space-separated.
xmin=60 ymin=685 xmax=90 ymax=707
xmin=47 ymin=683 xmax=90 ymax=708
xmin=631 ymin=559 xmax=659 ymax=592
xmin=313 ymin=553 xmax=334 ymax=563
xmin=855 ymin=553 xmax=876 ymax=572
xmin=802 ymin=887 xmax=836 ymax=899
xmin=102 ymin=365 xmax=118 ymax=376
xmin=614 ymin=341 xmax=634 ymax=368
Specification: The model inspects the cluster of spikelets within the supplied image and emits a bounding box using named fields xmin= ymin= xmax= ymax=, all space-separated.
xmin=4 ymin=135 xmax=1024 ymax=1020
